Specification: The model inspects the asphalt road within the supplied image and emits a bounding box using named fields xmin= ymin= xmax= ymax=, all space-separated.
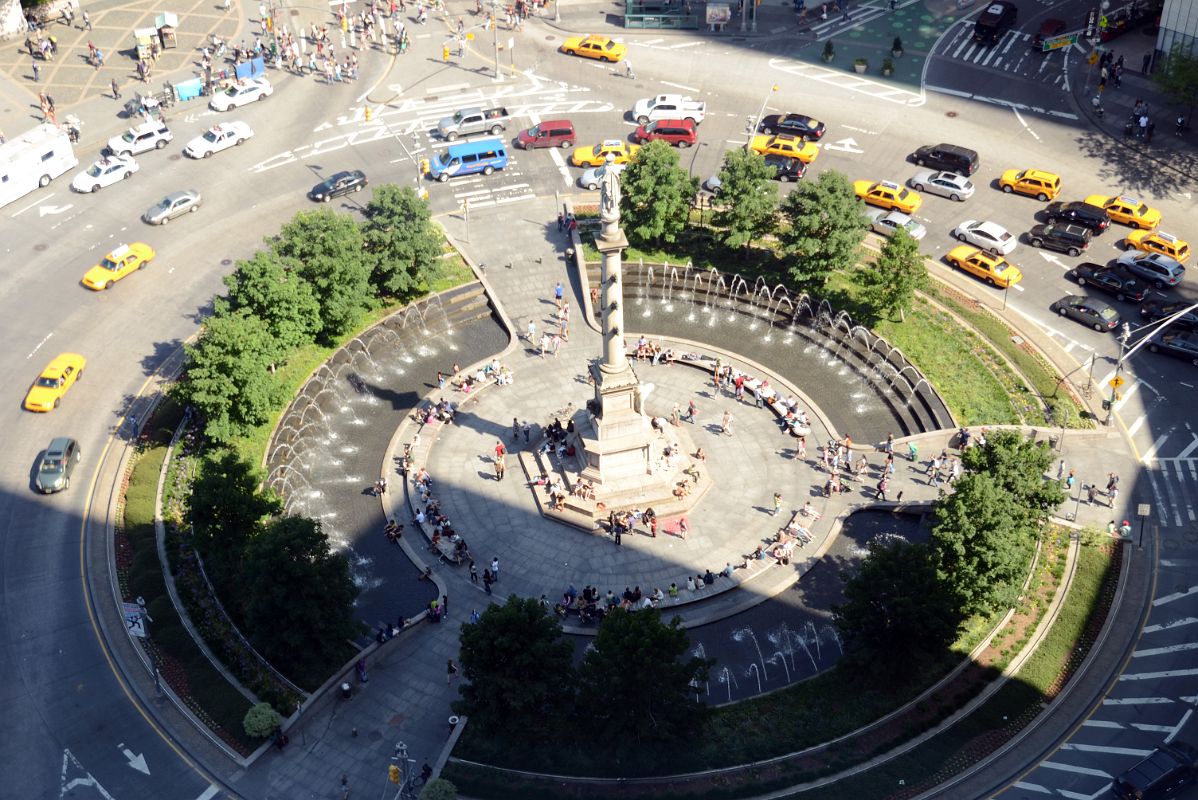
xmin=0 ymin=3 xmax=1196 ymax=797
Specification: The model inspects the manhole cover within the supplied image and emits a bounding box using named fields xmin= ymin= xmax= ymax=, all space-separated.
xmin=34 ymin=243 xmax=48 ymax=251
xmin=221 ymin=258 xmax=233 ymax=266
xmin=168 ymin=153 xmax=183 ymax=161
xmin=946 ymin=110 xmax=958 ymax=117
xmin=546 ymin=35 xmax=555 ymax=40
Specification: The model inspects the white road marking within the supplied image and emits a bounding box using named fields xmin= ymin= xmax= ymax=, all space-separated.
xmin=1134 ymin=722 xmax=1181 ymax=733
xmin=11 ymin=195 xmax=46 ymax=218
xmin=1081 ymin=719 xmax=1125 ymax=729
xmin=924 ymin=86 xmax=1079 ymax=119
xmin=1011 ymin=782 xmax=1053 ymax=794
xmin=1141 ymin=433 xmax=1169 ymax=462
xmin=427 ymin=82 xmax=471 ymax=94
xmin=1134 ymin=642 xmax=1198 ymax=658
xmin=1120 ymin=668 xmax=1198 ymax=681
xmin=1038 ymin=761 xmax=1112 ymax=779
xmin=1126 ymin=415 xmax=1147 ymax=437
xmin=1012 ymin=108 xmax=1041 ymax=141
xmin=195 ymin=787 xmax=221 ymax=800
xmin=26 ymin=331 xmax=53 ymax=360
xmin=1166 ymin=709 xmax=1193 ymax=742
xmin=60 ymin=750 xmax=116 ymax=800
xmin=1103 ymin=696 xmax=1173 ymax=705
xmin=1178 ymin=434 xmax=1198 ymax=459
xmin=661 ymin=80 xmax=699 ymax=92
xmin=769 ymin=57 xmax=925 ymax=106
xmin=669 ymin=41 xmax=705 ymax=49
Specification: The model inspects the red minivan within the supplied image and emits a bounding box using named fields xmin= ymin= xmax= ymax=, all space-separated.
xmin=632 ymin=119 xmax=697 ymax=148
xmin=516 ymin=120 xmax=576 ymax=149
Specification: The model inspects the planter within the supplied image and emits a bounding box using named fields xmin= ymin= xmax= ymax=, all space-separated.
xmin=822 ymin=53 xmax=835 ymax=63
xmin=852 ymin=61 xmax=867 ymax=73
xmin=892 ymin=48 xmax=903 ymax=57
xmin=881 ymin=66 xmax=894 ymax=77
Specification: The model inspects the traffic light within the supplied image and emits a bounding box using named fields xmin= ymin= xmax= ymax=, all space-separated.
xmin=364 ymin=106 xmax=373 ymax=122
xmin=388 ymin=765 xmax=400 ymax=784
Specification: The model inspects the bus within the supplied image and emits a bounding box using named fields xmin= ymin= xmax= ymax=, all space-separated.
xmin=0 ymin=124 xmax=79 ymax=210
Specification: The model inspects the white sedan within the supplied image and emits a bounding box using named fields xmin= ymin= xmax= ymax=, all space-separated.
xmin=866 ymin=208 xmax=927 ymax=241
xmin=184 ymin=122 xmax=254 ymax=158
xmin=71 ymin=154 xmax=139 ymax=193
xmin=908 ymin=169 xmax=974 ymax=202
xmin=952 ymin=219 xmax=1017 ymax=255
xmin=579 ymin=162 xmax=626 ymax=191
xmin=209 ymin=78 xmax=273 ymax=111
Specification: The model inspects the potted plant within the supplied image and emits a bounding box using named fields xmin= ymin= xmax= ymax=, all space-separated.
xmin=822 ymin=40 xmax=835 ymax=62
xmin=881 ymin=56 xmax=894 ymax=76
xmin=892 ymin=36 xmax=904 ymax=57
xmin=853 ymin=57 xmax=868 ymax=73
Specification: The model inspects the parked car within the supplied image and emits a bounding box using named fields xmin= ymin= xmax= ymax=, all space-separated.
xmin=107 ymin=120 xmax=172 ymax=156
xmin=866 ymin=208 xmax=927 ymax=240
xmin=209 ymin=77 xmax=273 ymax=111
xmin=759 ymin=112 xmax=825 ymax=140
xmin=184 ymin=122 xmax=254 ymax=158
xmin=1044 ymin=200 xmax=1111 ymax=233
xmin=309 ymin=170 xmax=368 ymax=202
xmin=908 ymin=169 xmax=974 ymax=201
xmin=999 ymin=168 xmax=1061 ymax=201
xmin=579 ymin=162 xmax=626 ymax=190
xmin=1028 ymin=223 xmax=1091 ymax=256
xmin=945 ymin=245 xmax=1022 ymax=288
xmin=911 ymin=143 xmax=979 ymax=176
xmin=1124 ymin=230 xmax=1191 ymax=263
xmin=1111 ymin=741 xmax=1198 ymax=799
xmin=516 ymin=120 xmax=575 ymax=149
xmin=632 ymin=94 xmax=706 ymax=125
xmin=632 ymin=119 xmax=697 ymax=147
xmin=143 ymin=190 xmax=202 ymax=225
xmin=1068 ymin=263 xmax=1147 ymax=303
xmin=1116 ymin=251 xmax=1185 ymax=289
xmin=953 ymin=220 xmax=1017 ymax=255
xmin=1050 ymin=295 xmax=1121 ymax=331
xmin=1148 ymin=333 xmax=1198 ymax=366
xmin=71 ymin=154 xmax=138 ymax=193
xmin=35 ymin=436 xmax=80 ymax=493
xmin=1140 ymin=299 xmax=1198 ymax=330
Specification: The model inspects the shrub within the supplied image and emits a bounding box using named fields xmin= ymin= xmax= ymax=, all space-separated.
xmin=243 ymin=702 xmax=281 ymax=738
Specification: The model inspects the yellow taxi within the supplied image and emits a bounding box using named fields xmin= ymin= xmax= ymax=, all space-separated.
xmin=81 ymin=242 xmax=156 ymax=290
xmin=24 ymin=353 xmax=87 ymax=412
xmin=999 ymin=168 xmax=1061 ymax=201
xmin=945 ymin=245 xmax=1022 ymax=288
xmin=571 ymin=139 xmax=640 ymax=167
xmin=853 ymin=180 xmax=922 ymax=214
xmin=1125 ymin=229 xmax=1190 ymax=262
xmin=748 ymin=134 xmax=820 ymax=164
xmin=1084 ymin=194 xmax=1161 ymax=229
xmin=559 ymin=35 xmax=626 ymax=62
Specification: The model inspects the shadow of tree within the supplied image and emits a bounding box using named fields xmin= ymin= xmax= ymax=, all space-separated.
xmin=1072 ymin=129 xmax=1198 ymax=195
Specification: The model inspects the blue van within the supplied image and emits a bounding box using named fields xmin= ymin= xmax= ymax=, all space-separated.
xmin=430 ymin=138 xmax=508 ymax=182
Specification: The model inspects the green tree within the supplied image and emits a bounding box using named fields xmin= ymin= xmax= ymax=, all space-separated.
xmin=188 ymin=450 xmax=281 ymax=591
xmin=361 ymin=184 xmax=444 ymax=299
xmin=931 ymin=473 xmax=1036 ymax=615
xmin=833 ymin=538 xmax=961 ymax=679
xmin=241 ymin=516 xmax=359 ymax=686
xmin=575 ymin=608 xmax=711 ymax=756
xmin=272 ymin=210 xmax=371 ymax=342
xmin=243 ymin=702 xmax=282 ymax=738
xmin=619 ymin=140 xmax=698 ymax=245
xmin=219 ymin=249 xmax=321 ymax=356
xmin=453 ymin=596 xmax=575 ymax=738
xmin=418 ymin=779 xmax=458 ymax=800
xmin=778 ymin=170 xmax=869 ymax=291
xmin=960 ymin=429 xmax=1064 ymax=524
xmin=858 ymin=227 xmax=927 ymax=321
xmin=174 ymin=311 xmax=285 ymax=443
xmin=1153 ymin=43 xmax=1198 ymax=121
xmin=711 ymin=148 xmax=777 ymax=249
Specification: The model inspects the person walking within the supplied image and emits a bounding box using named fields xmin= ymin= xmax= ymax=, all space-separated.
xmin=624 ymin=59 xmax=635 ymax=79
xmin=771 ymin=492 xmax=783 ymax=516
xmin=31 ymin=60 xmax=40 ymax=82
xmin=110 ymin=78 xmax=121 ymax=98
xmin=446 ymin=659 xmax=458 ymax=685
xmin=874 ymin=475 xmax=889 ymax=501
xmin=678 ymin=517 xmax=689 ymax=540
xmin=482 ymin=568 xmax=493 ymax=594
xmin=494 ymin=456 xmax=505 ymax=480
xmin=684 ymin=399 xmax=697 ymax=423
xmin=469 ymin=560 xmax=478 ymax=583
xmin=721 ymin=409 xmax=733 ymax=436
xmin=490 ymin=556 xmax=499 ymax=581
xmin=554 ymin=281 xmax=564 ymax=308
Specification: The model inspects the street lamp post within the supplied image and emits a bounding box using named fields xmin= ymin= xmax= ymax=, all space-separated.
xmin=1137 ymin=503 xmax=1150 ymax=549
xmin=749 ymin=84 xmax=778 ymax=145
xmin=1104 ymin=322 xmax=1131 ymax=426
xmin=491 ymin=0 xmax=503 ymax=81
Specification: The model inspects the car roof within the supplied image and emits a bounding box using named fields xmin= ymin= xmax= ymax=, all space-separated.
xmin=600 ymin=138 xmax=625 ymax=147
xmin=972 ymin=220 xmax=1008 ymax=235
xmin=882 ymin=211 xmax=912 ymax=222
xmin=109 ymin=244 xmax=132 ymax=258
xmin=164 ymin=190 xmax=197 ymax=202
xmin=46 ymin=436 xmax=75 ymax=453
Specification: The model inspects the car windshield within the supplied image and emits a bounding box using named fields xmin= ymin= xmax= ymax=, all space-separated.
xmin=203 ymin=129 xmax=222 ymax=143
xmin=527 ymin=124 xmax=542 ymax=136
xmin=41 ymin=458 xmax=63 ymax=471
xmin=902 ymin=221 xmax=921 ymax=232
xmin=86 ymin=164 xmax=103 ymax=177
xmin=896 ymin=188 xmax=910 ymax=201
xmin=224 ymin=86 xmax=241 ymax=97
xmin=35 ymin=376 xmax=61 ymax=388
xmin=99 ymin=258 xmax=121 ymax=271
xmin=121 ymin=131 xmax=138 ymax=142
xmin=604 ymin=40 xmax=616 ymax=50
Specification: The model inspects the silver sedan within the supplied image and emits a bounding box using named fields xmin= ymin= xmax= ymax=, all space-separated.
xmin=143 ymin=190 xmax=202 ymax=225
xmin=866 ymin=209 xmax=927 ymax=240
xmin=908 ymin=169 xmax=974 ymax=201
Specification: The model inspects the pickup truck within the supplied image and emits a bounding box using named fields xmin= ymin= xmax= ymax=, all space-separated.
xmin=437 ymin=107 xmax=509 ymax=141
xmin=631 ymin=94 xmax=706 ymax=126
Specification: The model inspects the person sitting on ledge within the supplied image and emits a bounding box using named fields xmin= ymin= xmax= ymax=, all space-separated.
xmin=668 ymin=582 xmax=679 ymax=598
xmin=703 ymin=569 xmax=716 ymax=586
xmin=694 ymin=447 xmax=706 ymax=462
xmin=527 ymin=471 xmax=550 ymax=488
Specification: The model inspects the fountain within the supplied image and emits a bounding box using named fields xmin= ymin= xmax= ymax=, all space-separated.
xmin=732 ymin=626 xmax=769 ymax=681
xmin=747 ymin=662 xmax=762 ymax=695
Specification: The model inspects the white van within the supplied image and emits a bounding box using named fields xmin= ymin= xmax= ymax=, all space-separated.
xmin=0 ymin=124 xmax=78 ymax=209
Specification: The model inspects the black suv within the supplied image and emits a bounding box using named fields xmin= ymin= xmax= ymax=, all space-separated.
xmin=1028 ymin=223 xmax=1090 ymax=256
xmin=911 ymin=143 xmax=979 ymax=176
xmin=764 ymin=154 xmax=806 ymax=182
xmin=974 ymin=0 xmax=1018 ymax=44
xmin=1140 ymin=299 xmax=1198 ymax=330
xmin=1112 ymin=741 xmax=1198 ymax=799
xmin=1044 ymin=201 xmax=1112 ymax=233
xmin=1069 ymin=263 xmax=1147 ymax=303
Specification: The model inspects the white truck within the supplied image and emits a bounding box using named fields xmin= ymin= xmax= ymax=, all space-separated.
xmin=437 ymin=106 xmax=510 ymax=141
xmin=0 ymin=124 xmax=78 ymax=210
xmin=631 ymin=94 xmax=706 ymax=126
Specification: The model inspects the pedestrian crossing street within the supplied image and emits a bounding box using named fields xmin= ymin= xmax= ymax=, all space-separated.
xmin=931 ymin=20 xmax=1078 ymax=88
xmin=1005 ymin=594 xmax=1198 ymax=800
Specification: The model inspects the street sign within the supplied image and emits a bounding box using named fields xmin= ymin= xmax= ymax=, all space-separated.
xmin=1085 ymin=8 xmax=1097 ymax=38
xmin=1087 ymin=51 xmax=1099 ymax=65
xmin=123 ymin=603 xmax=147 ymax=638
xmin=1109 ymin=375 xmax=1125 ymax=389
xmin=1042 ymin=33 xmax=1079 ymax=52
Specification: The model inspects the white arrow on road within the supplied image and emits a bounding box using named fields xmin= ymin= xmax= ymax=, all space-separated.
xmin=39 ymin=204 xmax=73 ymax=217
xmin=1039 ymin=252 xmax=1068 ymax=269
xmin=119 ymin=746 xmax=150 ymax=775
xmin=822 ymin=137 xmax=864 ymax=154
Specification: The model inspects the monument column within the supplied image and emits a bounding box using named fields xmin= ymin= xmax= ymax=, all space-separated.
xmin=596 ymin=157 xmax=628 ymax=375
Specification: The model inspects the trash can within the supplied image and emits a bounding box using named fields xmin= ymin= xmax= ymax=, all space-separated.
xmin=340 ymin=681 xmax=352 ymax=699
xmin=1048 ymin=434 xmax=1060 ymax=451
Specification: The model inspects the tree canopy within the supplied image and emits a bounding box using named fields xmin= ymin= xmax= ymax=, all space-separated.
xmin=219 ymin=249 xmax=322 ymax=355
xmin=272 ymin=210 xmax=372 ymax=342
xmin=361 ymin=184 xmax=444 ymax=299
xmin=453 ymin=596 xmax=575 ymax=738
xmin=188 ymin=449 xmax=281 ymax=590
xmin=241 ymin=516 xmax=359 ymax=685
xmin=858 ymin=227 xmax=927 ymax=322
xmin=960 ymin=430 xmax=1064 ymax=523
xmin=619 ymin=140 xmax=698 ymax=245
xmin=778 ymin=170 xmax=869 ymax=291
xmin=711 ymin=148 xmax=777 ymax=249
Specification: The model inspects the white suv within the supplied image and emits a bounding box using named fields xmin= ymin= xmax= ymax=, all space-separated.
xmin=108 ymin=121 xmax=173 ymax=156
